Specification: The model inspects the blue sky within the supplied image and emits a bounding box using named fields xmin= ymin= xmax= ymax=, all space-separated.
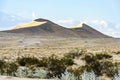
xmin=0 ymin=0 xmax=120 ymax=37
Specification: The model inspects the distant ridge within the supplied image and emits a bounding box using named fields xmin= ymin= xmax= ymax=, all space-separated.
xmin=2 ymin=18 xmax=111 ymax=38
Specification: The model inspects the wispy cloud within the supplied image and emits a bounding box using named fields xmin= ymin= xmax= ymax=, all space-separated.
xmin=32 ymin=12 xmax=38 ymax=20
xmin=116 ymin=24 xmax=120 ymax=29
xmin=57 ymin=19 xmax=74 ymax=24
xmin=56 ymin=19 xmax=75 ymax=27
xmin=85 ymin=19 xmax=120 ymax=38
xmin=105 ymin=28 xmax=120 ymax=38
xmin=91 ymin=20 xmax=108 ymax=28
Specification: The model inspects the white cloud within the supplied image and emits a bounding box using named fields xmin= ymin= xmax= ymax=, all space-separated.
xmin=57 ymin=19 xmax=74 ymax=24
xmin=91 ymin=20 xmax=108 ymax=28
xmin=116 ymin=24 xmax=120 ymax=29
xmin=32 ymin=12 xmax=37 ymax=20
xmin=79 ymin=19 xmax=88 ymax=24
xmin=56 ymin=18 xmax=90 ymax=28
xmin=56 ymin=19 xmax=76 ymax=27
xmin=104 ymin=28 xmax=120 ymax=38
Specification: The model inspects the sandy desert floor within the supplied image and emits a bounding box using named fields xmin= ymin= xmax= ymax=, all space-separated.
xmin=0 ymin=76 xmax=56 ymax=80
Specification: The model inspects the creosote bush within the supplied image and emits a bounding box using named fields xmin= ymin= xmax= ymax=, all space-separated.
xmin=95 ymin=53 xmax=112 ymax=60
xmin=82 ymin=53 xmax=118 ymax=77
xmin=67 ymin=67 xmax=85 ymax=79
xmin=17 ymin=56 xmax=40 ymax=66
xmin=46 ymin=54 xmax=74 ymax=78
xmin=16 ymin=54 xmax=75 ymax=78
xmin=64 ymin=49 xmax=85 ymax=59
xmin=0 ymin=60 xmax=18 ymax=76
xmin=38 ymin=57 xmax=48 ymax=67
xmin=0 ymin=60 xmax=6 ymax=75
xmin=5 ymin=62 xmax=19 ymax=76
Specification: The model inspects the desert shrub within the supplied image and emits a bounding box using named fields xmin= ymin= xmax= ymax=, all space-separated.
xmin=17 ymin=56 xmax=40 ymax=66
xmin=37 ymin=57 xmax=48 ymax=67
xmin=5 ymin=62 xmax=19 ymax=76
xmin=26 ymin=67 xmax=48 ymax=78
xmin=46 ymin=54 xmax=75 ymax=78
xmin=61 ymin=71 xmax=76 ymax=80
xmin=0 ymin=60 xmax=18 ymax=76
xmin=0 ymin=60 xmax=6 ymax=75
xmin=80 ymin=70 xmax=99 ymax=80
xmin=61 ymin=57 xmax=74 ymax=66
xmin=67 ymin=67 xmax=85 ymax=79
xmin=82 ymin=54 xmax=118 ymax=77
xmin=95 ymin=53 xmax=112 ymax=60
xmin=113 ymin=71 xmax=120 ymax=80
xmin=101 ymin=61 xmax=118 ymax=77
xmin=114 ymin=51 xmax=120 ymax=54
xmin=82 ymin=53 xmax=112 ymax=64
xmin=88 ymin=60 xmax=117 ymax=76
xmin=31 ymin=68 xmax=48 ymax=78
xmin=82 ymin=54 xmax=95 ymax=64
xmin=15 ymin=67 xmax=28 ymax=77
xmin=61 ymin=70 xmax=99 ymax=80
xmin=15 ymin=66 xmax=48 ymax=78
xmin=64 ymin=50 xmax=84 ymax=59
xmin=47 ymin=54 xmax=66 ymax=78
xmin=16 ymin=54 xmax=75 ymax=78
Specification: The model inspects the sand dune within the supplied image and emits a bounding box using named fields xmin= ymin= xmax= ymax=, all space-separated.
xmin=12 ymin=21 xmax=47 ymax=30
xmin=2 ymin=18 xmax=110 ymax=38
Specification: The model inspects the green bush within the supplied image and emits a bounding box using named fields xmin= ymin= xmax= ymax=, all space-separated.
xmin=0 ymin=60 xmax=6 ymax=75
xmin=82 ymin=54 xmax=118 ymax=77
xmin=82 ymin=53 xmax=112 ymax=64
xmin=0 ymin=60 xmax=18 ymax=76
xmin=100 ymin=61 xmax=118 ymax=77
xmin=64 ymin=50 xmax=84 ymax=59
xmin=47 ymin=54 xmax=66 ymax=78
xmin=61 ymin=57 xmax=74 ymax=66
xmin=16 ymin=54 xmax=75 ymax=78
xmin=67 ymin=67 xmax=85 ymax=79
xmin=17 ymin=56 xmax=40 ymax=66
xmin=114 ymin=51 xmax=120 ymax=55
xmin=95 ymin=53 xmax=112 ymax=60
xmin=37 ymin=57 xmax=48 ymax=67
xmin=40 ymin=54 xmax=75 ymax=78
xmin=82 ymin=54 xmax=95 ymax=64
xmin=5 ymin=62 xmax=19 ymax=76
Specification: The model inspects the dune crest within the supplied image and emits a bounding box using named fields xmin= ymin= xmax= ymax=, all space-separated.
xmin=12 ymin=21 xmax=47 ymax=30
xmin=70 ymin=23 xmax=83 ymax=28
